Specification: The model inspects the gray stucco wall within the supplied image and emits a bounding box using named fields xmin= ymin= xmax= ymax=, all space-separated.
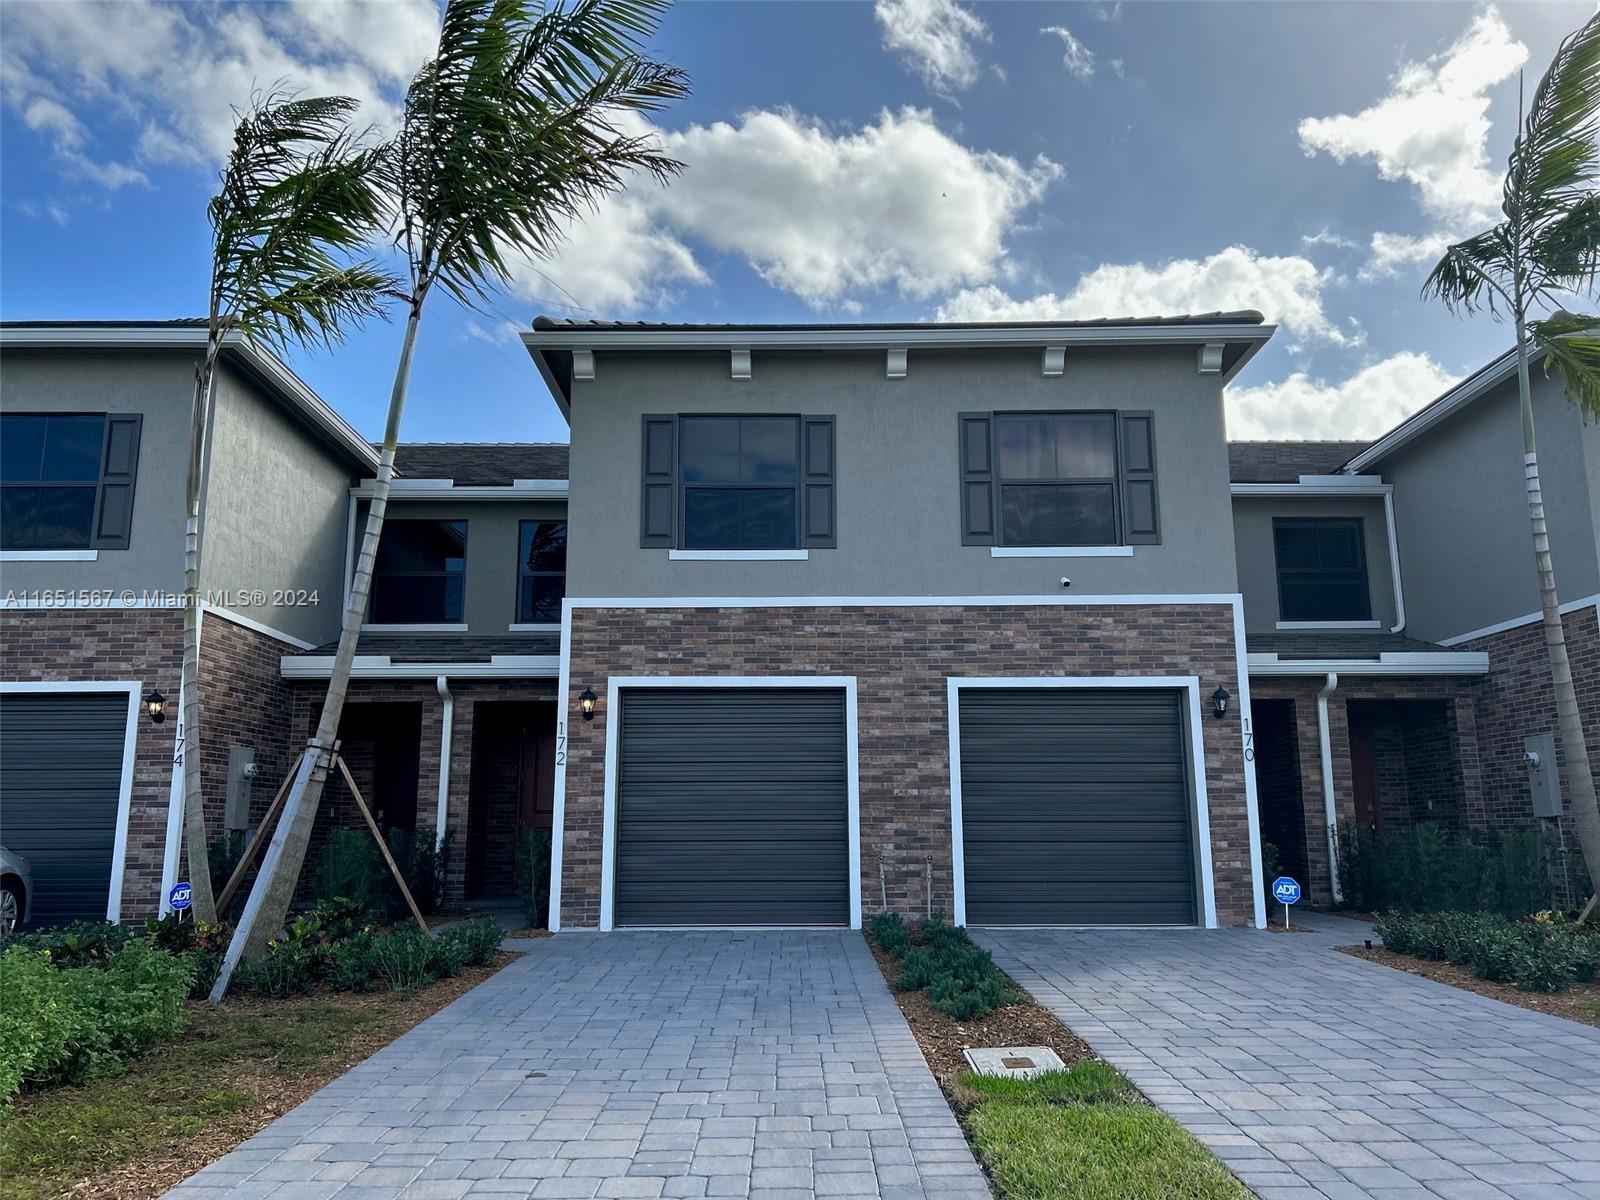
xmin=1385 ymin=368 xmax=1599 ymax=643
xmin=198 ymin=361 xmax=357 ymax=644
xmin=1232 ymin=495 xmax=1397 ymax=633
xmin=565 ymin=346 xmax=1241 ymax=599
xmin=0 ymin=350 xmax=191 ymax=595
xmin=356 ymin=498 xmax=568 ymax=633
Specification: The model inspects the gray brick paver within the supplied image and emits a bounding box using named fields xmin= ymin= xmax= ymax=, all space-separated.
xmin=163 ymin=932 xmax=986 ymax=1198
xmin=977 ymin=919 xmax=1600 ymax=1200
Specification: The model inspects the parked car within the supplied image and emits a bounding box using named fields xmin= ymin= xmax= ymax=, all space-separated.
xmin=1 ymin=847 xmax=32 ymax=934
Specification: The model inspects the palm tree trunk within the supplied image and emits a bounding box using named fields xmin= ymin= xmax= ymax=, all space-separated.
xmin=178 ymin=348 xmax=221 ymax=924
xmin=212 ymin=304 xmax=424 ymax=991
xmin=1515 ymin=317 xmax=1600 ymax=908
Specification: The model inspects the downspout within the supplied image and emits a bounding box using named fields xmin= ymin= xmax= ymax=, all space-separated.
xmin=434 ymin=675 xmax=453 ymax=851
xmin=1383 ymin=488 xmax=1406 ymax=634
xmin=1316 ymin=671 xmax=1342 ymax=904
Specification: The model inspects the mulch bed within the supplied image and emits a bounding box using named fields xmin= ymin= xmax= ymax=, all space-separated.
xmin=865 ymin=938 xmax=1092 ymax=1088
xmin=60 ymin=953 xmax=519 ymax=1200
xmin=1339 ymin=945 xmax=1600 ymax=1029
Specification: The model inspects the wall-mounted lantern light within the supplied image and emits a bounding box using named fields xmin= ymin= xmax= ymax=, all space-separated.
xmin=145 ymin=689 xmax=167 ymax=724
xmin=1211 ymin=686 xmax=1230 ymax=719
xmin=579 ymin=686 xmax=597 ymax=721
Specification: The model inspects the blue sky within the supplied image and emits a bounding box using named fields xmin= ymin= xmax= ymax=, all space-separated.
xmin=1 ymin=0 xmax=1592 ymax=445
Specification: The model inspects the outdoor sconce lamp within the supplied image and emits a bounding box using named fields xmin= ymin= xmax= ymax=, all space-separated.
xmin=579 ymin=686 xmax=598 ymax=721
xmin=145 ymin=689 xmax=167 ymax=724
xmin=1211 ymin=686 xmax=1230 ymax=719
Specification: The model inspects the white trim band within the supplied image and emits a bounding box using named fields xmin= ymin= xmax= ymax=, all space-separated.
xmin=667 ymin=549 xmax=810 ymax=561
xmin=280 ymin=654 xmax=558 ymax=680
xmin=1275 ymin=620 xmax=1382 ymax=631
xmin=1248 ymin=651 xmax=1489 ymax=676
xmin=1438 ymin=594 xmax=1600 ymax=646
xmin=990 ymin=546 xmax=1134 ymax=558
xmin=0 ymin=549 xmax=99 ymax=562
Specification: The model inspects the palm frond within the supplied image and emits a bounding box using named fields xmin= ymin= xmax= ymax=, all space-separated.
xmin=1532 ymin=311 xmax=1600 ymax=420
xmin=209 ymin=91 xmax=399 ymax=351
xmin=388 ymin=0 xmax=690 ymax=310
xmin=1421 ymin=226 xmax=1515 ymax=315
xmin=1504 ymin=15 xmax=1600 ymax=244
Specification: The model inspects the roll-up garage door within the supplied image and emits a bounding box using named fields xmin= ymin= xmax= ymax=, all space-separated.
xmin=615 ymin=686 xmax=849 ymax=926
xmin=0 ymin=691 xmax=130 ymax=926
xmin=959 ymin=687 xmax=1197 ymax=925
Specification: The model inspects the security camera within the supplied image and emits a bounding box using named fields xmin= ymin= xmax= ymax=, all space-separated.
xmin=1060 ymin=576 xmax=1072 ymax=589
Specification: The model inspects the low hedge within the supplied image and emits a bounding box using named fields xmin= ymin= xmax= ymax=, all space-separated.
xmin=1374 ymin=911 xmax=1600 ymax=993
xmin=1338 ymin=823 xmax=1553 ymax=917
xmin=0 ymin=940 xmax=193 ymax=1104
xmin=868 ymin=912 xmax=1015 ymax=1019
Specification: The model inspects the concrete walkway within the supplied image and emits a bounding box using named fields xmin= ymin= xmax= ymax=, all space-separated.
xmin=167 ymin=931 xmax=989 ymax=1200
xmin=977 ymin=918 xmax=1600 ymax=1200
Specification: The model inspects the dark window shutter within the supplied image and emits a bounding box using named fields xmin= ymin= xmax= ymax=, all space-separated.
xmin=640 ymin=415 xmax=676 ymax=548
xmin=801 ymin=415 xmax=835 ymax=549
xmin=91 ymin=414 xmax=142 ymax=550
xmin=1119 ymin=410 xmax=1159 ymax=545
xmin=959 ymin=412 xmax=995 ymax=546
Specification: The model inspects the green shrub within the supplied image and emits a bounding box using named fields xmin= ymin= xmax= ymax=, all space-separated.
xmin=1260 ymin=842 xmax=1282 ymax=888
xmin=208 ymin=830 xmax=249 ymax=904
xmin=386 ymin=828 xmax=452 ymax=916
xmin=235 ymin=938 xmax=318 ymax=999
xmin=893 ymin=947 xmax=939 ymax=992
xmin=304 ymin=896 xmax=369 ymax=942
xmin=426 ymin=932 xmax=470 ymax=979
xmin=1377 ymin=910 xmax=1598 ymax=995
xmin=1465 ymin=921 xmax=1524 ymax=983
xmin=372 ymin=928 xmax=434 ymax=993
xmin=513 ymin=828 xmax=552 ymax=927
xmin=4 ymin=920 xmax=136 ymax=968
xmin=0 ymin=941 xmax=192 ymax=1103
xmin=867 ymin=912 xmax=912 ymax=958
xmin=326 ymin=931 xmax=382 ymax=993
xmin=1339 ymin=823 xmax=1554 ymax=917
xmin=313 ymin=829 xmax=388 ymax=916
xmin=927 ymin=972 xmax=1013 ymax=1019
xmin=441 ymin=917 xmax=503 ymax=968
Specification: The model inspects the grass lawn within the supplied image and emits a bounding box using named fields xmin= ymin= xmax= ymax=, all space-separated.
xmin=0 ymin=958 xmax=509 ymax=1200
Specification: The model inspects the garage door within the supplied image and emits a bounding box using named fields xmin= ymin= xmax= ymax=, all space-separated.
xmin=615 ymin=687 xmax=849 ymax=926
xmin=0 ymin=691 xmax=131 ymax=926
xmin=958 ymin=688 xmax=1197 ymax=925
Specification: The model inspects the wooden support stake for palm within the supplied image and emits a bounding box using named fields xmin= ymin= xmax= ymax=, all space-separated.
xmin=214 ymin=749 xmax=309 ymax=915
xmin=334 ymin=754 xmax=430 ymax=937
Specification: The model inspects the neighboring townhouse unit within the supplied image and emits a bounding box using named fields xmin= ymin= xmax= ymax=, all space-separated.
xmin=1231 ymin=352 xmax=1600 ymax=907
xmin=277 ymin=443 xmax=568 ymax=908
xmin=523 ymin=314 xmax=1277 ymax=932
xmin=0 ymin=322 xmax=374 ymax=925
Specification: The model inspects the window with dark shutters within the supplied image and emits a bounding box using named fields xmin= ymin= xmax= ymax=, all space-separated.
xmin=0 ymin=412 xmax=142 ymax=550
xmin=1273 ymin=517 xmax=1371 ymax=621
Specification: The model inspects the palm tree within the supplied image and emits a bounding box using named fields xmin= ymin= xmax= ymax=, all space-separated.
xmin=214 ymin=0 xmax=689 ymax=990
xmin=1423 ymin=13 xmax=1600 ymax=913
xmin=178 ymin=93 xmax=395 ymax=924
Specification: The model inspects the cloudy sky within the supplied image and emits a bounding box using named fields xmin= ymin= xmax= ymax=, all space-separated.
xmin=1 ymin=0 xmax=1591 ymax=444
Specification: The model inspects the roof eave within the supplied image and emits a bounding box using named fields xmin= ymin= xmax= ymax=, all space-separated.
xmin=1341 ymin=347 xmax=1526 ymax=474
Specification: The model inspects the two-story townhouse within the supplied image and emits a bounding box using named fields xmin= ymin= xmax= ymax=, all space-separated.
xmin=523 ymin=313 xmax=1278 ymax=932
xmin=0 ymin=321 xmax=375 ymax=926
xmin=1231 ymin=350 xmax=1600 ymax=908
xmin=277 ymin=442 xmax=568 ymax=911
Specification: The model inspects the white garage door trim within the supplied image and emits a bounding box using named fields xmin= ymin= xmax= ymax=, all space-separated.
xmin=600 ymin=675 xmax=862 ymax=932
xmin=947 ymin=675 xmax=1217 ymax=930
xmin=0 ymin=680 xmax=142 ymax=922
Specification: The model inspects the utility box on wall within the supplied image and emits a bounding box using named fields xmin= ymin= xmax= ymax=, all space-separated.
xmin=1526 ymin=733 xmax=1561 ymax=818
xmin=225 ymin=745 xmax=256 ymax=832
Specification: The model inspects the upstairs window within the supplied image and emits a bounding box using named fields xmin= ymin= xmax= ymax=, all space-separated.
xmin=959 ymin=409 xmax=1159 ymax=547
xmin=639 ymin=413 xmax=836 ymax=550
xmin=1274 ymin=517 xmax=1371 ymax=622
xmin=517 ymin=520 xmax=566 ymax=623
xmin=370 ymin=519 xmax=467 ymax=624
xmin=0 ymin=413 xmax=142 ymax=550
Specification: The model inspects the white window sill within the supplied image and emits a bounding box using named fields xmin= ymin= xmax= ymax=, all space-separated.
xmin=990 ymin=546 xmax=1134 ymax=558
xmin=508 ymin=622 xmax=561 ymax=633
xmin=668 ymin=549 xmax=810 ymax=561
xmin=0 ymin=549 xmax=99 ymax=562
xmin=1274 ymin=620 xmax=1382 ymax=630
xmin=360 ymin=623 xmax=468 ymax=633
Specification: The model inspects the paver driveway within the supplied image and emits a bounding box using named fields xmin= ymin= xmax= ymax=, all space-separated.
xmin=167 ymin=930 xmax=988 ymax=1200
xmin=978 ymin=917 xmax=1600 ymax=1200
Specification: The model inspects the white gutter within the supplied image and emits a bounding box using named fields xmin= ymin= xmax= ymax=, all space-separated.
xmin=1247 ymin=651 xmax=1488 ymax=677
xmin=280 ymin=654 xmax=559 ymax=680
xmin=1382 ymin=489 xmax=1406 ymax=633
xmin=350 ymin=478 xmax=569 ymax=501
xmin=1316 ymin=672 xmax=1342 ymax=905
xmin=434 ymin=676 xmax=453 ymax=852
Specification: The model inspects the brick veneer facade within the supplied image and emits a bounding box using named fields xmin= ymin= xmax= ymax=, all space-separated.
xmin=197 ymin=614 xmax=297 ymax=846
xmin=1462 ymin=604 xmax=1600 ymax=903
xmin=560 ymin=602 xmax=1257 ymax=930
xmin=1 ymin=609 xmax=183 ymax=918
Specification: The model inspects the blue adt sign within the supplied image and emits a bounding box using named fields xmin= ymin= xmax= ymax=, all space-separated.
xmin=169 ymin=882 xmax=193 ymax=913
xmin=1272 ymin=877 xmax=1302 ymax=905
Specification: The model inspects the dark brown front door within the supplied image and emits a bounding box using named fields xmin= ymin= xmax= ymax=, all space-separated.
xmin=1350 ymin=721 xmax=1379 ymax=833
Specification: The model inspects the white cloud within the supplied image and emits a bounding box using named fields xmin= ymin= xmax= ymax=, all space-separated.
xmin=1226 ymin=352 xmax=1457 ymax=439
xmin=1040 ymin=26 xmax=1095 ymax=81
xmin=2 ymin=0 xmax=437 ymax=183
xmin=1298 ymin=5 xmax=1526 ymax=280
xmin=937 ymin=245 xmax=1356 ymax=348
xmin=1300 ymin=227 xmax=1359 ymax=252
xmin=875 ymin=0 xmax=989 ymax=94
xmin=530 ymin=107 xmax=1061 ymax=312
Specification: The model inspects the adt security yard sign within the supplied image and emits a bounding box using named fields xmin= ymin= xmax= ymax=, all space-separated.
xmin=1272 ymin=876 xmax=1301 ymax=928
xmin=169 ymin=882 xmax=193 ymax=914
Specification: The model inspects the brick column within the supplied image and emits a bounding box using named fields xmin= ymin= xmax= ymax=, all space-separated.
xmin=1291 ymin=692 xmax=1334 ymax=905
